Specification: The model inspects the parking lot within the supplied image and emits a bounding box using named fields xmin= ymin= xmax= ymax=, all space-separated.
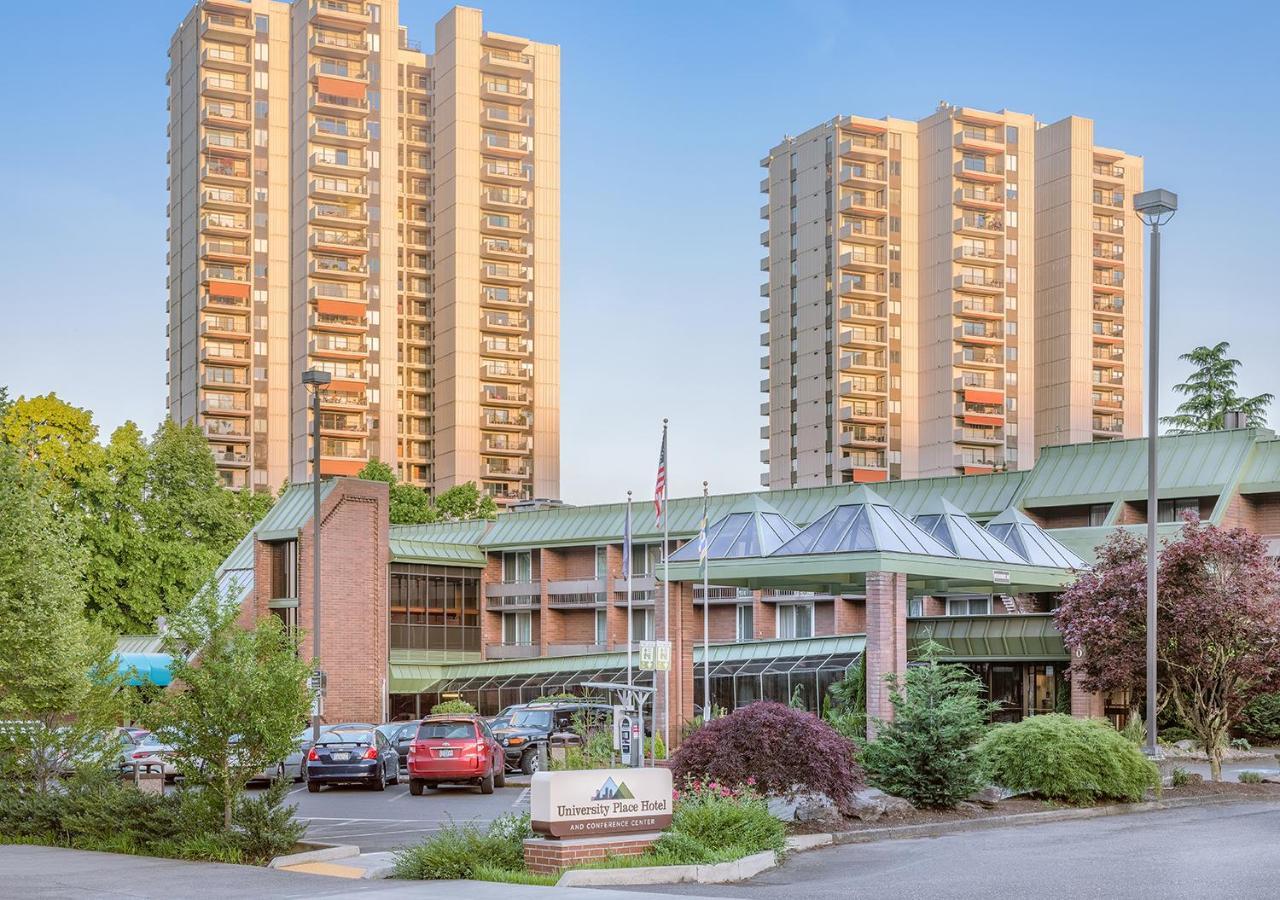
xmin=246 ymin=773 xmax=533 ymax=853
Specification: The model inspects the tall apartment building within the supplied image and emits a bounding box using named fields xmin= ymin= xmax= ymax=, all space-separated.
xmin=166 ymin=0 xmax=560 ymax=505
xmin=759 ymin=104 xmax=1142 ymax=488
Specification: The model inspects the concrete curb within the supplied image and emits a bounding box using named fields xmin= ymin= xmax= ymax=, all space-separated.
xmin=556 ymin=849 xmax=778 ymax=887
xmin=826 ymin=793 xmax=1262 ymax=846
xmin=267 ymin=842 xmax=360 ymax=869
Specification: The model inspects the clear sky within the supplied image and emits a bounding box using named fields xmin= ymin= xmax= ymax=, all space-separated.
xmin=3 ymin=0 xmax=1277 ymax=505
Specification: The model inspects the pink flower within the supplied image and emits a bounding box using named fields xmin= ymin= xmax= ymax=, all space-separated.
xmin=746 ymin=776 xmax=757 ymax=786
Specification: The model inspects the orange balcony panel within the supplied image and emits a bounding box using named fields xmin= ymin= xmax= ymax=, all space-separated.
xmin=328 ymin=378 xmax=365 ymax=393
xmin=320 ymin=458 xmax=365 ymax=477
xmin=964 ymin=388 xmax=1004 ymax=405
xmin=851 ymin=467 xmax=889 ymax=483
xmin=316 ymin=298 xmax=366 ymax=317
xmin=963 ymin=465 xmax=995 ymax=475
xmin=963 ymin=413 xmax=1004 ymax=427
xmin=208 ymin=279 xmax=251 ymax=299
xmin=315 ymin=76 xmax=366 ymax=99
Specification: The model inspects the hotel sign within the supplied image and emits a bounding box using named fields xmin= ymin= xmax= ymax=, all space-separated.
xmin=530 ymin=767 xmax=673 ymax=838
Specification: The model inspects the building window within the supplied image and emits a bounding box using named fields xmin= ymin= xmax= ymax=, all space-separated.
xmin=595 ymin=609 xmax=608 ymax=646
xmin=631 ymin=608 xmax=655 ymax=642
xmin=946 ymin=596 xmax=991 ymax=616
xmin=1158 ymin=498 xmax=1200 ymax=523
xmin=777 ymin=604 xmax=814 ymax=639
xmin=388 ymin=563 xmax=481 ymax=653
xmin=502 ymin=551 xmax=532 ymax=583
xmin=908 ymin=597 xmax=923 ymax=617
xmin=1089 ymin=504 xmax=1110 ymax=526
xmin=595 ymin=546 xmax=608 ymax=577
xmin=736 ymin=604 xmax=754 ymax=642
xmin=630 ymin=543 xmax=662 ymax=576
xmin=502 ymin=611 xmax=532 ymax=646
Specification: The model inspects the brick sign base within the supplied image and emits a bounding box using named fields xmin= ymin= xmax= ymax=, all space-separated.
xmin=523 ymin=832 xmax=662 ymax=874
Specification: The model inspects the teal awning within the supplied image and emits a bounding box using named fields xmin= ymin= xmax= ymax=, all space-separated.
xmin=115 ymin=652 xmax=173 ymax=687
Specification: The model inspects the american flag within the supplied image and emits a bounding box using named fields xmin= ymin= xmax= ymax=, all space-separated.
xmin=654 ymin=424 xmax=668 ymax=526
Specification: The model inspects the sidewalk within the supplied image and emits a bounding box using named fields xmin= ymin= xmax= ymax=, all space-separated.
xmin=0 ymin=845 xmax=700 ymax=900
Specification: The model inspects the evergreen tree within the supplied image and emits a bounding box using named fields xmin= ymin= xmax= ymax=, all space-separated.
xmin=1162 ymin=342 xmax=1273 ymax=433
xmin=861 ymin=640 xmax=998 ymax=808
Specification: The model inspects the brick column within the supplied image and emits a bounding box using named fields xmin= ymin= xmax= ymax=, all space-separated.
xmin=663 ymin=581 xmax=698 ymax=749
xmin=833 ymin=596 xmax=866 ymax=635
xmin=1069 ymin=654 xmax=1106 ymax=718
xmin=864 ymin=571 xmax=907 ymax=740
xmin=481 ymin=553 xmax=504 ymax=658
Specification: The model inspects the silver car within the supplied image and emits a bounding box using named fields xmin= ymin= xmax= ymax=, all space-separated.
xmin=251 ymin=729 xmax=314 ymax=783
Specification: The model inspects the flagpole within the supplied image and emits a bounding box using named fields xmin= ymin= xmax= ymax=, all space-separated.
xmin=661 ymin=419 xmax=670 ymax=759
xmin=702 ymin=481 xmax=710 ymax=721
xmin=626 ymin=491 xmax=633 ymax=690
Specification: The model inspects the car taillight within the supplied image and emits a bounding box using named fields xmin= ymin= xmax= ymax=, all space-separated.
xmin=307 ymin=748 xmax=318 ymax=761
xmin=363 ymin=747 xmax=378 ymax=760
xmin=131 ymin=751 xmax=148 ymax=759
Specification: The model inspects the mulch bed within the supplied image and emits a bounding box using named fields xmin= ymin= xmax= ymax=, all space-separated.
xmin=793 ymin=781 xmax=1280 ymax=835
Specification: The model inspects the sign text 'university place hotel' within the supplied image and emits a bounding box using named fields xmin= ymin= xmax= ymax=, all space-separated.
xmin=531 ymin=768 xmax=673 ymax=838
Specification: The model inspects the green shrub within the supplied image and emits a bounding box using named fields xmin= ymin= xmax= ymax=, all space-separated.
xmin=861 ymin=641 xmax=997 ymax=809
xmin=1119 ymin=709 xmax=1146 ymax=746
xmin=668 ymin=781 xmax=784 ymax=856
xmin=393 ymin=813 xmax=531 ymax=880
xmin=429 ymin=699 xmax=477 ymax=715
xmin=1159 ymin=726 xmax=1199 ymax=746
xmin=1238 ymin=770 xmax=1264 ymax=784
xmin=1238 ymin=693 xmax=1280 ymax=743
xmin=470 ymin=864 xmax=559 ymax=886
xmin=1230 ymin=737 xmax=1252 ymax=752
xmin=978 ymin=714 xmax=1159 ymax=805
xmin=1171 ymin=767 xmax=1193 ymax=787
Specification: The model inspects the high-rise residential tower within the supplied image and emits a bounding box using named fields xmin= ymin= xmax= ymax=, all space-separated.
xmin=759 ymin=104 xmax=1142 ymax=488
xmin=166 ymin=1 xmax=559 ymax=505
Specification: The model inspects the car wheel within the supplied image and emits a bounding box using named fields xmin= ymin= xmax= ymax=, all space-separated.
xmin=307 ymin=781 xmax=321 ymax=793
xmin=409 ymin=779 xmax=424 ymax=796
xmin=494 ymin=766 xmax=506 ymax=788
xmin=390 ymin=766 xmax=400 ymax=785
xmin=371 ymin=767 xmax=387 ymax=791
xmin=480 ymin=769 xmax=495 ymax=795
xmin=520 ymin=750 xmax=538 ymax=775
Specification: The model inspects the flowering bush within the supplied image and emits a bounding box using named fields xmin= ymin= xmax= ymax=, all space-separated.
xmin=672 ymin=701 xmax=863 ymax=810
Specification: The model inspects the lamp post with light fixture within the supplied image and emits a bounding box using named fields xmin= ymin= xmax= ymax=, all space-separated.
xmin=1133 ymin=188 xmax=1177 ymax=757
xmin=301 ymin=368 xmax=332 ymax=745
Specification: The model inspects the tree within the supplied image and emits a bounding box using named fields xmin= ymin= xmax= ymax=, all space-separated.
xmin=434 ymin=482 xmax=498 ymax=522
xmin=860 ymin=640 xmax=998 ymax=808
xmin=1056 ymin=520 xmax=1280 ymax=780
xmin=357 ymin=460 xmax=436 ymax=524
xmin=0 ymin=446 xmax=127 ymax=792
xmin=0 ymin=392 xmax=102 ymax=505
xmin=1161 ymin=342 xmax=1273 ymax=433
xmin=144 ymin=582 xmax=312 ymax=829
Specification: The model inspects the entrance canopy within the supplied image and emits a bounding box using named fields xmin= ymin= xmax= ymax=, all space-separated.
xmin=666 ymin=487 xmax=1084 ymax=595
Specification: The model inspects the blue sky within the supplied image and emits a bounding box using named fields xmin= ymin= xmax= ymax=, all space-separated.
xmin=2 ymin=1 xmax=1277 ymax=505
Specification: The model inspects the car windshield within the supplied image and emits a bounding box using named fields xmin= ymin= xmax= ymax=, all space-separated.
xmin=418 ymin=722 xmax=475 ymax=740
xmin=320 ymin=731 xmax=371 ymax=745
xmin=509 ymin=709 xmax=552 ymax=729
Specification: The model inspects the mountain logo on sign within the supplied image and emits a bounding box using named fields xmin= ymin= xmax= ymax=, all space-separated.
xmin=591 ymin=777 xmax=635 ymax=800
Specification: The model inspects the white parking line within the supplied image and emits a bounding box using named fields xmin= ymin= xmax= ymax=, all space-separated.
xmin=512 ymin=787 xmax=530 ymax=808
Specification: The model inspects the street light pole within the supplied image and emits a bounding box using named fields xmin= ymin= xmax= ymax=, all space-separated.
xmin=302 ymin=369 xmax=332 ymax=746
xmin=1133 ymin=189 xmax=1176 ymax=758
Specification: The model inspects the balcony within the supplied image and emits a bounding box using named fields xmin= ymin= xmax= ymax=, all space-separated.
xmin=481 ymin=213 xmax=529 ymax=236
xmin=484 ymin=312 xmax=528 ymax=332
xmin=212 ymin=448 xmax=251 ymax=467
xmin=482 ymin=48 xmax=534 ymax=74
xmin=838 ymin=328 xmax=886 ymax=349
xmin=956 ymin=426 xmax=1003 ymax=446
xmin=483 ymin=106 xmax=531 ymax=130
xmin=310 ymin=91 xmax=369 ymax=118
xmin=954 ymin=323 xmax=1002 ymax=344
xmin=311 ymin=0 xmax=369 ymax=25
xmin=955 ymin=295 xmax=1003 ymax=319
xmin=483 ymin=188 xmax=531 ymax=210
xmin=1093 ymin=191 xmax=1125 ymax=210
xmin=200 ymin=45 xmax=250 ymax=72
xmin=839 ymin=351 xmax=886 ymax=371
xmin=481 ymin=238 xmax=530 ymax=261
xmin=1092 ymin=394 xmax=1124 ymax=410
xmin=544 ymin=642 xmax=608 ymax=656
xmin=310 ymin=119 xmax=367 ymax=147
xmin=838 ymin=132 xmax=887 ymax=160
xmin=482 ymin=132 xmax=530 ymax=157
xmin=309 ymin=30 xmax=368 ymax=58
xmin=955 ymin=272 xmax=1004 ymax=293
xmin=839 ymin=276 xmax=886 ymax=297
xmin=482 ymin=435 xmax=530 ymax=453
xmin=1092 ymin=162 xmax=1125 ymax=182
xmin=310 ymin=336 xmax=367 ymax=358
xmin=956 ymin=187 xmax=1004 ymax=210
xmin=613 ymin=574 xmax=657 ymax=594
xmin=839 ymin=403 xmax=887 ymax=423
xmin=839 ymin=428 xmax=887 ymax=448
xmin=484 ymin=160 xmax=530 ymax=184
xmin=839 ymin=301 xmax=884 ymax=323
xmin=954 ymin=244 xmax=1003 ymax=264
xmin=1092 ymin=417 xmax=1125 ymax=434
xmin=955 ymin=348 xmax=1003 ymax=368
xmin=955 ymin=452 xmax=1003 ymax=473
xmin=1093 ymin=244 xmax=1124 ymax=265
xmin=199 ymin=264 xmax=249 ymax=288
xmin=955 ymin=213 xmax=1004 ymax=235
xmin=483 ymin=410 xmax=532 ymax=429
xmin=199 ymin=315 xmax=249 ymax=338
xmin=200 ymin=12 xmax=253 ymax=43
xmin=485 ymin=643 xmax=539 ymax=660
xmin=200 ymin=213 xmax=248 ymax=236
xmin=199 ymin=395 xmax=249 ymax=416
xmin=309 ymin=150 xmax=368 ymax=175
xmin=836 ymin=457 xmax=888 ymax=480
xmin=309 ymin=177 xmax=368 ymax=201
xmin=1092 ymin=296 xmax=1125 ymax=316
xmin=482 ymin=79 xmax=531 ymax=103
xmin=1093 ymin=270 xmax=1125 ymax=289
xmin=201 ymin=160 xmax=249 ymax=184
xmin=481 ymin=361 xmax=532 ymax=382
xmin=839 ymin=163 xmax=884 ymax=186
xmin=1092 ymin=347 xmax=1125 ymax=365
xmin=200 ymin=74 xmax=249 ymax=100
xmin=839 ymin=192 xmax=886 ymax=215
xmin=309 ymin=202 xmax=367 ymax=226
xmin=308 ymin=283 xmax=365 ymax=303
xmin=838 ymin=378 xmax=886 ymax=398
xmin=309 ymin=229 xmax=367 ymax=254
xmin=202 ymin=418 xmax=251 ymax=441
xmin=201 ymin=102 xmax=249 ymax=128
xmin=839 ymin=248 xmax=887 ymax=271
xmin=485 ymin=580 xmax=540 ymax=602
xmin=481 ymin=336 xmax=530 ymax=358
xmin=838 ymin=219 xmax=886 ymax=241
xmin=482 ymin=286 xmax=531 ymax=307
xmin=954 ymin=127 xmax=1004 ymax=153
xmin=201 ymin=187 xmax=249 ymax=210
xmin=308 ymin=60 xmax=368 ymax=84
xmin=693 ymin=585 xmax=755 ymax=604
xmin=484 ymin=461 xmax=531 ymax=480
xmin=199 ymin=369 xmax=249 ymax=390
xmin=200 ymin=240 xmax=249 ymax=263
xmin=309 ymin=311 xmax=366 ymax=332
xmin=481 ymin=262 xmax=530 ymax=285
xmin=953 ymin=374 xmax=1002 ymax=393
xmin=956 ymin=159 xmax=1005 ymax=183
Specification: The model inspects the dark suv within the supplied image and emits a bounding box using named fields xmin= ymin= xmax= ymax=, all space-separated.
xmin=490 ymin=701 xmax=612 ymax=774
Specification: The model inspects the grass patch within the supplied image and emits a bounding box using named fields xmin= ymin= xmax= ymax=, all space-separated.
xmin=471 ymin=864 xmax=560 ymax=886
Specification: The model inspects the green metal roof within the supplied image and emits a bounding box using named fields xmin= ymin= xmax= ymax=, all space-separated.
xmin=389 ymin=537 xmax=487 ymax=566
xmin=908 ymin=614 xmax=1067 ymax=661
xmin=390 ymin=520 xmax=493 ymax=544
xmin=1015 ymin=430 xmax=1266 ymax=508
xmin=255 ymin=480 xmax=339 ymax=541
xmin=1240 ymin=438 xmax=1280 ymax=494
xmin=115 ymin=635 xmax=165 ymax=654
xmin=1047 ymin=522 xmax=1187 ymax=566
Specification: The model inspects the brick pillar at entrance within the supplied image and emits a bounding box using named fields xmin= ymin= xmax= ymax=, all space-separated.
xmin=661 ymin=581 xmax=698 ymax=750
xmin=864 ymin=571 xmax=907 ymax=740
xmin=1070 ymin=672 xmax=1106 ymax=718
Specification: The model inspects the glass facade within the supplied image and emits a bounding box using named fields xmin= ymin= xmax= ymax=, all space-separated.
xmin=388 ymin=563 xmax=481 ymax=653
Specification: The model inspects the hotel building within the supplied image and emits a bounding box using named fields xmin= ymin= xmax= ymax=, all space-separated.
xmin=120 ymin=428 xmax=1280 ymax=746
xmin=759 ymin=104 xmax=1143 ymax=488
xmin=165 ymin=1 xmax=560 ymax=505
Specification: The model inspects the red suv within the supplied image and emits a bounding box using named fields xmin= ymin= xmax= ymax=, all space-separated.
xmin=406 ymin=714 xmax=506 ymax=796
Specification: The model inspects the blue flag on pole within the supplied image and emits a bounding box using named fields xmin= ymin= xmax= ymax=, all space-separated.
xmin=622 ymin=500 xmax=632 ymax=577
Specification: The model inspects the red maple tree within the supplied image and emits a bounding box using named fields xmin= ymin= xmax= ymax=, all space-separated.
xmin=1055 ymin=518 xmax=1280 ymax=780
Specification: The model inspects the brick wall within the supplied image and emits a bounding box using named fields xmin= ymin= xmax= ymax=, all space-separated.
xmin=864 ymin=572 xmax=906 ymax=739
xmin=1027 ymin=504 xmax=1093 ymax=528
xmin=524 ymin=834 xmax=660 ymax=874
xmin=289 ymin=478 xmax=389 ymax=725
xmin=833 ymin=597 xmax=865 ymax=634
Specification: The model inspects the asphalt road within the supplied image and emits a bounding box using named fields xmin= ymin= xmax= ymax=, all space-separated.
xmin=633 ymin=800 xmax=1280 ymax=900
xmin=246 ymin=773 xmax=531 ymax=853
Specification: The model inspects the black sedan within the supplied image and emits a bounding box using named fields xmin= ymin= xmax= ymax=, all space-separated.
xmin=305 ymin=727 xmax=399 ymax=792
